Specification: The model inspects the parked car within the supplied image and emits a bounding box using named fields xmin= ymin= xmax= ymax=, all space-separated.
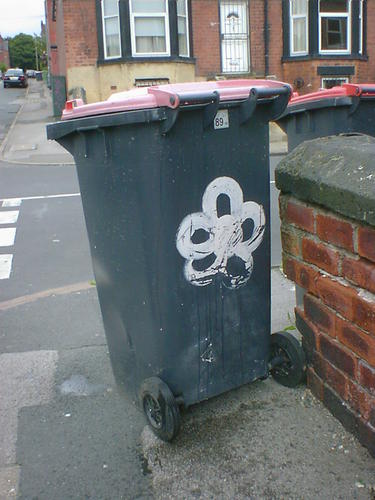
xmin=26 ymin=69 xmax=36 ymax=78
xmin=3 ymin=68 xmax=28 ymax=88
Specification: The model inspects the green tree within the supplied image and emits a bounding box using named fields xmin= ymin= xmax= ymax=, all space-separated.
xmin=9 ymin=33 xmax=36 ymax=70
xmin=34 ymin=35 xmax=47 ymax=70
xmin=0 ymin=62 xmax=7 ymax=73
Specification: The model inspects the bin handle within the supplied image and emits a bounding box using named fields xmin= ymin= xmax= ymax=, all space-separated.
xmin=239 ymin=85 xmax=291 ymax=124
xmin=159 ymin=85 xmax=291 ymax=132
xmin=358 ymin=86 xmax=375 ymax=96
xmin=160 ymin=91 xmax=221 ymax=133
xmin=203 ymin=91 xmax=220 ymax=128
xmin=348 ymin=95 xmax=360 ymax=116
xmin=150 ymin=87 xmax=220 ymax=109
xmin=239 ymin=88 xmax=258 ymax=124
xmin=76 ymin=125 xmax=110 ymax=159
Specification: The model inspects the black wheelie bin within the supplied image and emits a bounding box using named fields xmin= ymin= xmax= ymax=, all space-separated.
xmin=47 ymin=80 xmax=305 ymax=441
xmin=277 ymin=83 xmax=375 ymax=151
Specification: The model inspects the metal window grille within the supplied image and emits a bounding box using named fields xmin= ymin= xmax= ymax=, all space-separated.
xmin=134 ymin=77 xmax=170 ymax=87
xmin=321 ymin=76 xmax=349 ymax=88
xmin=220 ymin=1 xmax=250 ymax=74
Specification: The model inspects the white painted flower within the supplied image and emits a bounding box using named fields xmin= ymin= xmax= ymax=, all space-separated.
xmin=176 ymin=176 xmax=265 ymax=289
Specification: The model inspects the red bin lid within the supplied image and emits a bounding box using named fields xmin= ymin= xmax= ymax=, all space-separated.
xmin=61 ymin=79 xmax=291 ymax=120
xmin=290 ymin=83 xmax=375 ymax=106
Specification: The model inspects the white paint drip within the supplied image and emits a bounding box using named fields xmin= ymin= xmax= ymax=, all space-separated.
xmin=0 ymin=254 xmax=13 ymax=279
xmin=0 ymin=228 xmax=16 ymax=247
xmin=0 ymin=211 xmax=19 ymax=224
xmin=176 ymin=176 xmax=265 ymax=289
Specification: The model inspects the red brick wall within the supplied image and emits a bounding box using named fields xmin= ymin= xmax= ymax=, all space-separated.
xmin=46 ymin=0 xmax=66 ymax=76
xmin=63 ymin=0 xmax=98 ymax=68
xmin=365 ymin=3 xmax=375 ymax=81
xmin=56 ymin=0 xmax=67 ymax=75
xmin=280 ymin=3 xmax=375 ymax=93
xmin=282 ymin=59 xmax=374 ymax=94
xmin=192 ymin=0 xmax=221 ymax=77
xmin=267 ymin=0 xmax=283 ymax=78
xmin=249 ymin=0 xmax=264 ymax=76
xmin=192 ymin=0 xmax=375 ymax=88
xmin=47 ymin=0 xmax=375 ymax=87
xmin=0 ymin=36 xmax=10 ymax=68
xmin=280 ymin=194 xmax=375 ymax=457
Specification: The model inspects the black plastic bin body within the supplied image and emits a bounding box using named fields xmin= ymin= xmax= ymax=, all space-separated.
xmin=277 ymin=83 xmax=375 ymax=151
xmin=47 ymin=80 xmax=291 ymax=409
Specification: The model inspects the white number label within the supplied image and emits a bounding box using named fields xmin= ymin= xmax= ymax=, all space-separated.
xmin=214 ymin=109 xmax=229 ymax=130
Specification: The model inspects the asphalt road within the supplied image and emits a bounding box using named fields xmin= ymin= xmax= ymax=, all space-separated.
xmin=0 ymin=85 xmax=153 ymax=499
xmin=0 ymin=85 xmax=24 ymax=145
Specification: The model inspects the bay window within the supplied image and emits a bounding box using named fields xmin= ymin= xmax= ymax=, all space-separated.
xmin=290 ymin=0 xmax=309 ymax=55
xmin=98 ymin=0 xmax=191 ymax=62
xmin=177 ymin=0 xmax=189 ymax=57
xmin=130 ymin=0 xmax=170 ymax=56
xmin=284 ymin=0 xmax=365 ymax=59
xmin=102 ymin=0 xmax=122 ymax=58
xmin=359 ymin=0 xmax=363 ymax=54
xmin=319 ymin=0 xmax=350 ymax=53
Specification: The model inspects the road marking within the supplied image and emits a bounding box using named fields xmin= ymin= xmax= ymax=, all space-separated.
xmin=0 ymin=193 xmax=80 ymax=203
xmin=0 ymin=211 xmax=19 ymax=224
xmin=0 ymin=254 xmax=13 ymax=280
xmin=2 ymin=198 xmax=22 ymax=207
xmin=0 ymin=228 xmax=16 ymax=247
xmin=0 ymin=194 xmax=79 ymax=282
xmin=0 ymin=281 xmax=95 ymax=311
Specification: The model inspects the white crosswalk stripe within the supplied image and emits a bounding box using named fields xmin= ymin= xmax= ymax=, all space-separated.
xmin=0 ymin=254 xmax=13 ymax=280
xmin=0 ymin=228 xmax=16 ymax=247
xmin=0 ymin=194 xmax=78 ymax=281
xmin=0 ymin=202 xmax=22 ymax=280
xmin=0 ymin=211 xmax=19 ymax=224
xmin=2 ymin=198 xmax=22 ymax=208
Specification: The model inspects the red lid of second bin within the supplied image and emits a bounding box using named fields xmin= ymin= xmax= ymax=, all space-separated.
xmin=290 ymin=83 xmax=375 ymax=106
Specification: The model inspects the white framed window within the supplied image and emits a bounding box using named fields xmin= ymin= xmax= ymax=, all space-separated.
xmin=321 ymin=76 xmax=349 ymax=88
xmin=177 ymin=0 xmax=189 ymax=57
xmin=319 ymin=0 xmax=351 ymax=54
xmin=130 ymin=0 xmax=170 ymax=57
xmin=359 ymin=0 xmax=363 ymax=55
xmin=101 ymin=0 xmax=121 ymax=59
xmin=290 ymin=0 xmax=309 ymax=55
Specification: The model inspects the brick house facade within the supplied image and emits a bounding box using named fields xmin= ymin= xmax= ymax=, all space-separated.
xmin=47 ymin=1 xmax=375 ymax=113
xmin=0 ymin=35 xmax=10 ymax=69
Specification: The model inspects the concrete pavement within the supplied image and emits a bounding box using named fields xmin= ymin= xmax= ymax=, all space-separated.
xmin=0 ymin=79 xmax=374 ymax=499
xmin=0 ymin=79 xmax=74 ymax=165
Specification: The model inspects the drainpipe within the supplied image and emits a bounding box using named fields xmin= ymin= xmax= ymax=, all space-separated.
xmin=264 ymin=0 xmax=269 ymax=77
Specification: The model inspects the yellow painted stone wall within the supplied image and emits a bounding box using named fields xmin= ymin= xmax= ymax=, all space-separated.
xmin=66 ymin=61 xmax=198 ymax=103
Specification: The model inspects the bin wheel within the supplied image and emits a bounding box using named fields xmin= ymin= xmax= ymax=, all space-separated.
xmin=269 ymin=331 xmax=306 ymax=388
xmin=140 ymin=377 xmax=180 ymax=442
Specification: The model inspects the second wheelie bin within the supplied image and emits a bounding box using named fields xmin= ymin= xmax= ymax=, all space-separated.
xmin=277 ymin=83 xmax=375 ymax=151
xmin=47 ymin=80 xmax=305 ymax=441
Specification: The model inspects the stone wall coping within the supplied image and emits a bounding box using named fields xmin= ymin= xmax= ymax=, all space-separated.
xmin=275 ymin=135 xmax=375 ymax=227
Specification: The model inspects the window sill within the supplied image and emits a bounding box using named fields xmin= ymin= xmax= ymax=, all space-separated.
xmin=97 ymin=55 xmax=196 ymax=66
xmin=282 ymin=54 xmax=368 ymax=63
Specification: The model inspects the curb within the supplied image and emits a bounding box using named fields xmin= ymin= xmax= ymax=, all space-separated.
xmin=0 ymin=84 xmax=29 ymax=160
